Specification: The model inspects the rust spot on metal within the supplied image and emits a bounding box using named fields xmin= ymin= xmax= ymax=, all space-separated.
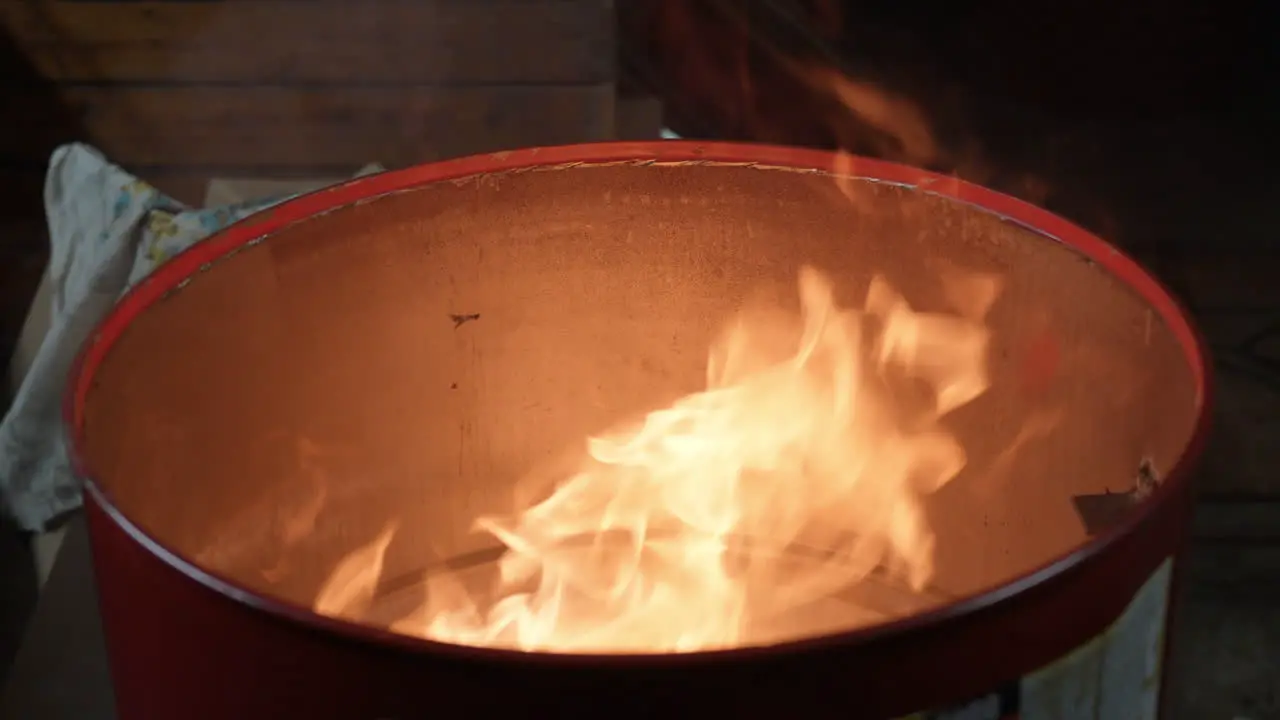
xmin=1020 ymin=328 xmax=1060 ymax=397
xmin=449 ymin=313 xmax=481 ymax=329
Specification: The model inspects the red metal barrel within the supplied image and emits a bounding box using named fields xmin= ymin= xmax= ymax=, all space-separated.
xmin=67 ymin=142 xmax=1210 ymax=719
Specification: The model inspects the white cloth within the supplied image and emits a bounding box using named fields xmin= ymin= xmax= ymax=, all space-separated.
xmin=0 ymin=144 xmax=299 ymax=531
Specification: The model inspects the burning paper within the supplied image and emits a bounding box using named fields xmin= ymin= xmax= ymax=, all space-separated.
xmin=317 ymin=266 xmax=998 ymax=653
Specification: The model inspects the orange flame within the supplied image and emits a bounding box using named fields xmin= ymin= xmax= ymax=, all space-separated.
xmin=316 ymin=266 xmax=998 ymax=652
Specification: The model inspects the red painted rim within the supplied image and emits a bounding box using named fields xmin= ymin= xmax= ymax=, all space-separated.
xmin=64 ymin=140 xmax=1213 ymax=667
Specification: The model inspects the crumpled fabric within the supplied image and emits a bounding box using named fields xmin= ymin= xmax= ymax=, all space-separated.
xmin=0 ymin=144 xmax=294 ymax=531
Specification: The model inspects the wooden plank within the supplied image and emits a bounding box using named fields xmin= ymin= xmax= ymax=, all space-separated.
xmin=614 ymin=94 xmax=663 ymax=140
xmin=1194 ymin=499 xmax=1280 ymax=542
xmin=129 ymin=170 xmax=349 ymax=209
xmin=3 ymin=85 xmax=617 ymax=167
xmin=4 ymin=166 xmax=223 ymax=209
xmin=1197 ymin=365 xmax=1280 ymax=498
xmin=3 ymin=164 xmax=399 ymax=210
xmin=1 ymin=0 xmax=614 ymax=84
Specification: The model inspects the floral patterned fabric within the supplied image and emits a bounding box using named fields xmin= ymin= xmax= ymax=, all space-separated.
xmin=0 ymin=144 xmax=297 ymax=531
xmin=130 ymin=196 xmax=287 ymax=285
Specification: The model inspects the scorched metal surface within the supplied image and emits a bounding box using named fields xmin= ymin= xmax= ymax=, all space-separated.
xmin=67 ymin=142 xmax=1211 ymax=719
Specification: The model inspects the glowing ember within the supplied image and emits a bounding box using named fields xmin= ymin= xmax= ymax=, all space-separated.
xmin=315 ymin=266 xmax=998 ymax=653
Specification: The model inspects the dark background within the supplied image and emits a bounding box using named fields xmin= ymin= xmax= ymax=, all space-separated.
xmin=619 ymin=0 xmax=1278 ymax=255
xmin=1 ymin=2 xmax=1277 ymax=710
xmin=3 ymin=0 xmax=1276 ymax=366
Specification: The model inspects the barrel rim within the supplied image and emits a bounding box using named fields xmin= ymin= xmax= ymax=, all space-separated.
xmin=63 ymin=140 xmax=1214 ymax=667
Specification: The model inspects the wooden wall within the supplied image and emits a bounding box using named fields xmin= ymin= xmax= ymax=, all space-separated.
xmin=1 ymin=0 xmax=619 ymax=203
xmin=0 ymin=0 xmax=638 ymax=374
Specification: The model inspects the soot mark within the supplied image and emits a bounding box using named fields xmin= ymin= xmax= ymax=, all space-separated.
xmin=1072 ymin=457 xmax=1161 ymax=536
xmin=449 ymin=313 xmax=481 ymax=329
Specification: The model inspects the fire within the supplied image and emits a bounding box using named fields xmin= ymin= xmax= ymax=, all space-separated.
xmin=315 ymin=266 xmax=998 ymax=653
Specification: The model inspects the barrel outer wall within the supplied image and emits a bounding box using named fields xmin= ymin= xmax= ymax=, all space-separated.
xmin=84 ymin=476 xmax=1195 ymax=719
xmin=71 ymin=142 xmax=1211 ymax=720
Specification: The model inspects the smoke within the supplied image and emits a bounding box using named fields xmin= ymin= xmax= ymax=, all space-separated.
xmin=631 ymin=0 xmax=1119 ymax=237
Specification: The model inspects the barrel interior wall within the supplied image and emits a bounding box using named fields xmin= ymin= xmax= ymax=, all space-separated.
xmin=80 ymin=164 xmax=1200 ymax=617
